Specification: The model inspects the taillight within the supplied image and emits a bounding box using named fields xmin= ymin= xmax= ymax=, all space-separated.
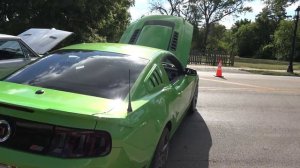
xmin=48 ymin=127 xmax=111 ymax=158
xmin=0 ymin=115 xmax=112 ymax=159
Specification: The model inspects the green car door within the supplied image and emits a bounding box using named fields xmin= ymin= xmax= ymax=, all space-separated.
xmin=160 ymin=55 xmax=192 ymax=123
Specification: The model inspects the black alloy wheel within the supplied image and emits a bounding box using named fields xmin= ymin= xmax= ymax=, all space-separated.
xmin=189 ymin=81 xmax=199 ymax=114
xmin=151 ymin=128 xmax=170 ymax=168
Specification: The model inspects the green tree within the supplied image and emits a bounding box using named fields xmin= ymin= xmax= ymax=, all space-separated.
xmin=231 ymin=2 xmax=299 ymax=59
xmin=0 ymin=0 xmax=133 ymax=43
xmin=254 ymin=8 xmax=278 ymax=59
xmin=274 ymin=20 xmax=300 ymax=61
xmin=206 ymin=23 xmax=226 ymax=50
xmin=255 ymin=8 xmax=277 ymax=45
xmin=149 ymin=0 xmax=252 ymax=50
xmin=235 ymin=23 xmax=260 ymax=57
xmin=263 ymin=0 xmax=299 ymax=23
xmin=149 ymin=0 xmax=201 ymax=25
xmin=219 ymin=30 xmax=236 ymax=54
xmin=194 ymin=0 xmax=252 ymax=50
xmin=232 ymin=19 xmax=251 ymax=33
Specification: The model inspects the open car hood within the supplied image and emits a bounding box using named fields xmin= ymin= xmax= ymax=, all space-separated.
xmin=119 ymin=15 xmax=193 ymax=67
xmin=18 ymin=28 xmax=73 ymax=55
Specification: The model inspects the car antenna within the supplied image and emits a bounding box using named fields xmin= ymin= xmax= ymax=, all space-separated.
xmin=127 ymin=69 xmax=133 ymax=112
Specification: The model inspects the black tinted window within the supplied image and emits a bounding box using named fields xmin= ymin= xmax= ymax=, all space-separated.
xmin=162 ymin=55 xmax=183 ymax=82
xmin=4 ymin=50 xmax=148 ymax=99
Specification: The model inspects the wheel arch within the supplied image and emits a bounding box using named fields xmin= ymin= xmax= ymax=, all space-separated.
xmin=166 ymin=120 xmax=172 ymax=132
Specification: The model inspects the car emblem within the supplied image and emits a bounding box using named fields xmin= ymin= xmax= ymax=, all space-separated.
xmin=0 ymin=120 xmax=11 ymax=143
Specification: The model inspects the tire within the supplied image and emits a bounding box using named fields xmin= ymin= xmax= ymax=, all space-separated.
xmin=189 ymin=81 xmax=198 ymax=114
xmin=151 ymin=128 xmax=170 ymax=168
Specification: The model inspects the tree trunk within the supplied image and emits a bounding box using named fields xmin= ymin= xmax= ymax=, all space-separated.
xmin=203 ymin=20 xmax=211 ymax=52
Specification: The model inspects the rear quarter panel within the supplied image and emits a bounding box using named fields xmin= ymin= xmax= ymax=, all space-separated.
xmin=97 ymin=53 xmax=198 ymax=167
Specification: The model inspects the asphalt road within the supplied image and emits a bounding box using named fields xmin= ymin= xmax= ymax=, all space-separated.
xmin=167 ymin=70 xmax=300 ymax=168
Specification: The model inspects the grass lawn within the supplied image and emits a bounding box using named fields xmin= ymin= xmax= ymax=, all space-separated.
xmin=234 ymin=57 xmax=300 ymax=70
xmin=241 ymin=69 xmax=300 ymax=76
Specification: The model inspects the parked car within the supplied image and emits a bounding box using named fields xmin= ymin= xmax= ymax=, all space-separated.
xmin=0 ymin=34 xmax=39 ymax=71
xmin=0 ymin=16 xmax=198 ymax=168
xmin=0 ymin=28 xmax=72 ymax=76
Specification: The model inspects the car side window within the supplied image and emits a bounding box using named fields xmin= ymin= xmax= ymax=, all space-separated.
xmin=0 ymin=40 xmax=25 ymax=60
xmin=20 ymin=43 xmax=37 ymax=58
xmin=161 ymin=55 xmax=184 ymax=83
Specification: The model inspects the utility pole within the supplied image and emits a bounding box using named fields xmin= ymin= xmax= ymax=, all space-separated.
xmin=287 ymin=6 xmax=300 ymax=73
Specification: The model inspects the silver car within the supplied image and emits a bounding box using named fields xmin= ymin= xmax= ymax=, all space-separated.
xmin=0 ymin=34 xmax=38 ymax=70
xmin=0 ymin=28 xmax=72 ymax=77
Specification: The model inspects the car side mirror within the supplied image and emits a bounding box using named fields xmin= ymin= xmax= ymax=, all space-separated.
xmin=184 ymin=68 xmax=197 ymax=76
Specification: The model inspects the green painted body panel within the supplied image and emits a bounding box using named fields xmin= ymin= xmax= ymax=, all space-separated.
xmin=0 ymin=16 xmax=197 ymax=168
xmin=136 ymin=25 xmax=172 ymax=50
xmin=119 ymin=15 xmax=193 ymax=67
xmin=0 ymin=146 xmax=151 ymax=168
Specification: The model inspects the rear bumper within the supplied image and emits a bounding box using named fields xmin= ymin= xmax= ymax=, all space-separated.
xmin=0 ymin=147 xmax=143 ymax=168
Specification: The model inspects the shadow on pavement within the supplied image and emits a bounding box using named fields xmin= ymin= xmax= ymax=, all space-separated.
xmin=167 ymin=110 xmax=212 ymax=168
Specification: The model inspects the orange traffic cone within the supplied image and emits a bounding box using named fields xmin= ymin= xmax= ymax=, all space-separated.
xmin=215 ymin=60 xmax=223 ymax=77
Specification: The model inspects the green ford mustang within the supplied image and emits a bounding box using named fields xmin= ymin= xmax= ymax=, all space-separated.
xmin=0 ymin=16 xmax=198 ymax=168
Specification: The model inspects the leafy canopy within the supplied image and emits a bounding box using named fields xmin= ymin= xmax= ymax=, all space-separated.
xmin=0 ymin=0 xmax=134 ymax=43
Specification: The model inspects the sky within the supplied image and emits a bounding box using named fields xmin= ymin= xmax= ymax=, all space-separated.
xmin=129 ymin=0 xmax=300 ymax=29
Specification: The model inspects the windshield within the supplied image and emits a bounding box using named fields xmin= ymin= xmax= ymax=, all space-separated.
xmin=4 ymin=50 xmax=148 ymax=99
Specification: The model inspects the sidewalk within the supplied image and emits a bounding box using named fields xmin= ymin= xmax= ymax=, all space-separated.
xmin=188 ymin=64 xmax=300 ymax=74
xmin=187 ymin=64 xmax=248 ymax=74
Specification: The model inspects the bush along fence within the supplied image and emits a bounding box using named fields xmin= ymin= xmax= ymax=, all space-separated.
xmin=189 ymin=49 xmax=235 ymax=66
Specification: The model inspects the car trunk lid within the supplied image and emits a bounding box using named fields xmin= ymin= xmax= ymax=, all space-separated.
xmin=0 ymin=81 xmax=126 ymax=128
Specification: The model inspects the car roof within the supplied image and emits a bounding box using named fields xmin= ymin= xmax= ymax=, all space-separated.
xmin=0 ymin=34 xmax=20 ymax=40
xmin=61 ymin=43 xmax=168 ymax=60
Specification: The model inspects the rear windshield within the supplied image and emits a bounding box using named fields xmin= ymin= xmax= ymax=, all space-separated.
xmin=4 ymin=50 xmax=148 ymax=99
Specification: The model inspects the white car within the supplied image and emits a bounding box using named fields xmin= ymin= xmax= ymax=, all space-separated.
xmin=0 ymin=28 xmax=72 ymax=75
